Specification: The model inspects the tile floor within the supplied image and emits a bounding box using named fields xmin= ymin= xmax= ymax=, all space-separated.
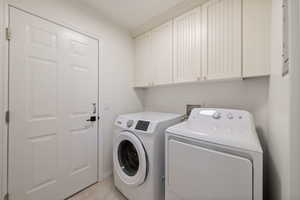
xmin=68 ymin=177 xmax=127 ymax=200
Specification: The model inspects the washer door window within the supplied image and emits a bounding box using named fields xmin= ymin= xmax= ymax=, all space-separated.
xmin=114 ymin=131 xmax=147 ymax=186
xmin=118 ymin=140 xmax=140 ymax=176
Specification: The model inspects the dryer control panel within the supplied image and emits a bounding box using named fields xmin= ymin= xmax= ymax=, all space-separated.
xmin=189 ymin=108 xmax=250 ymax=122
xmin=187 ymin=108 xmax=255 ymax=140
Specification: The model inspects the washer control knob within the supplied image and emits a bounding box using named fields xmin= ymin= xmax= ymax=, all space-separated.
xmin=212 ymin=112 xmax=221 ymax=120
xmin=127 ymin=120 xmax=134 ymax=128
xmin=227 ymin=113 xmax=234 ymax=120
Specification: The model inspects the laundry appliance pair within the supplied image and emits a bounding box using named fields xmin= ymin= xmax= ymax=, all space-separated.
xmin=113 ymin=109 xmax=263 ymax=200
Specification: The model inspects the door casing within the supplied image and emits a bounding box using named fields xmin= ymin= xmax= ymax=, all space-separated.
xmin=1 ymin=2 xmax=104 ymax=199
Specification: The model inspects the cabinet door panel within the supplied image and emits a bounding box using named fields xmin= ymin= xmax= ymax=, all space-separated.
xmin=135 ymin=33 xmax=153 ymax=87
xmin=173 ymin=7 xmax=202 ymax=83
xmin=205 ymin=0 xmax=242 ymax=80
xmin=243 ymin=0 xmax=271 ymax=77
xmin=152 ymin=22 xmax=173 ymax=85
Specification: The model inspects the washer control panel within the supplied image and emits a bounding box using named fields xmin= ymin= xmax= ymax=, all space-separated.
xmin=126 ymin=120 xmax=134 ymax=128
xmin=115 ymin=117 xmax=154 ymax=133
xmin=135 ymin=120 xmax=150 ymax=131
xmin=115 ymin=112 xmax=183 ymax=134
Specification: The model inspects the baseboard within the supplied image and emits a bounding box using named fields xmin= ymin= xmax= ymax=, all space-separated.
xmin=102 ymin=170 xmax=113 ymax=181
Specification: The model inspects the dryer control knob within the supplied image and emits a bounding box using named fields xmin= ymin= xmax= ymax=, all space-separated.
xmin=127 ymin=120 xmax=134 ymax=128
xmin=212 ymin=112 xmax=221 ymax=120
xmin=227 ymin=113 xmax=234 ymax=120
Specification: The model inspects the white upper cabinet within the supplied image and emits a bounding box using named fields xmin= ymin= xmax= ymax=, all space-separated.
xmin=134 ymin=0 xmax=270 ymax=88
xmin=203 ymin=0 xmax=242 ymax=80
xmin=173 ymin=7 xmax=202 ymax=83
xmin=135 ymin=32 xmax=153 ymax=87
xmin=243 ymin=0 xmax=271 ymax=77
xmin=152 ymin=22 xmax=173 ymax=85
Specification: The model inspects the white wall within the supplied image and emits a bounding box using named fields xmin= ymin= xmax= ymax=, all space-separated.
xmin=0 ymin=0 xmax=143 ymax=187
xmin=289 ymin=0 xmax=300 ymax=199
xmin=144 ymin=78 xmax=269 ymax=141
xmin=267 ymin=0 xmax=291 ymax=199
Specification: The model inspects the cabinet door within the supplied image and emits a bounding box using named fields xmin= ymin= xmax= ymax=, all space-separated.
xmin=135 ymin=33 xmax=153 ymax=87
xmin=173 ymin=7 xmax=202 ymax=83
xmin=243 ymin=0 xmax=271 ymax=77
xmin=204 ymin=0 xmax=242 ymax=80
xmin=152 ymin=22 xmax=173 ymax=85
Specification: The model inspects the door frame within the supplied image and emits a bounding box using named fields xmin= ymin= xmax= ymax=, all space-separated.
xmin=1 ymin=1 xmax=9 ymax=199
xmin=1 ymin=2 xmax=104 ymax=199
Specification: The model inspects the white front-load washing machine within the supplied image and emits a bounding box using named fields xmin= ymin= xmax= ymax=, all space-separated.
xmin=113 ymin=112 xmax=183 ymax=200
xmin=165 ymin=108 xmax=263 ymax=200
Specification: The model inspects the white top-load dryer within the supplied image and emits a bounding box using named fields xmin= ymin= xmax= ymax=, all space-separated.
xmin=165 ymin=108 xmax=263 ymax=200
xmin=114 ymin=112 xmax=183 ymax=200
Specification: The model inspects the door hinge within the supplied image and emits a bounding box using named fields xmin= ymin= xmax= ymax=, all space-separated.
xmin=5 ymin=110 xmax=9 ymax=124
xmin=4 ymin=193 xmax=9 ymax=200
xmin=5 ymin=27 xmax=11 ymax=41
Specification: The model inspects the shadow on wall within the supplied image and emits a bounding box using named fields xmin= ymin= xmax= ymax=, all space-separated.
xmin=134 ymin=88 xmax=147 ymax=108
xmin=256 ymin=127 xmax=277 ymax=200
xmin=265 ymin=152 xmax=282 ymax=200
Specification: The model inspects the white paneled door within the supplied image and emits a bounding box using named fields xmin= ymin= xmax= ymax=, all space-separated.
xmin=9 ymin=7 xmax=98 ymax=200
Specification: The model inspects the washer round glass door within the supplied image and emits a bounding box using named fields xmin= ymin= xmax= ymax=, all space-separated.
xmin=113 ymin=131 xmax=147 ymax=186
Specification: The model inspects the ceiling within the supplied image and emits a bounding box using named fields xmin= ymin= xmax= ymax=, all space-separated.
xmin=75 ymin=0 xmax=208 ymax=36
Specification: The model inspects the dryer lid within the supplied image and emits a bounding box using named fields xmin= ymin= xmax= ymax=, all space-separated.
xmin=166 ymin=108 xmax=263 ymax=153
